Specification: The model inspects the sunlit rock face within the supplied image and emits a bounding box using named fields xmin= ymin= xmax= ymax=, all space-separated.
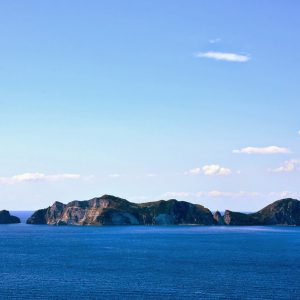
xmin=223 ymin=198 xmax=300 ymax=226
xmin=26 ymin=195 xmax=214 ymax=226
xmin=27 ymin=197 xmax=300 ymax=226
xmin=213 ymin=211 xmax=225 ymax=225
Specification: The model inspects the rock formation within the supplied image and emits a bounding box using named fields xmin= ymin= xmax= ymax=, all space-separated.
xmin=27 ymin=196 xmax=300 ymax=226
xmin=223 ymin=210 xmax=257 ymax=226
xmin=213 ymin=211 xmax=225 ymax=225
xmin=223 ymin=198 xmax=300 ymax=226
xmin=0 ymin=210 xmax=20 ymax=224
xmin=27 ymin=195 xmax=214 ymax=226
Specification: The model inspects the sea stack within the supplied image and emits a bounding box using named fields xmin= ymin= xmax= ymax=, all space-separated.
xmin=213 ymin=211 xmax=225 ymax=225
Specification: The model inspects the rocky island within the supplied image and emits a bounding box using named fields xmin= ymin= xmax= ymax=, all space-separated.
xmin=223 ymin=198 xmax=300 ymax=226
xmin=27 ymin=195 xmax=214 ymax=225
xmin=0 ymin=210 xmax=20 ymax=224
xmin=27 ymin=195 xmax=300 ymax=226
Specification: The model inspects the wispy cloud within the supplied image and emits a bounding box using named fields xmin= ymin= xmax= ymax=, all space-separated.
xmin=203 ymin=165 xmax=232 ymax=176
xmin=271 ymin=159 xmax=300 ymax=173
xmin=157 ymin=190 xmax=300 ymax=202
xmin=186 ymin=164 xmax=232 ymax=176
xmin=0 ymin=173 xmax=81 ymax=184
xmin=162 ymin=192 xmax=191 ymax=198
xmin=206 ymin=191 xmax=260 ymax=198
xmin=233 ymin=146 xmax=291 ymax=154
xmin=108 ymin=174 xmax=121 ymax=178
xmin=161 ymin=191 xmax=260 ymax=199
xmin=209 ymin=38 xmax=221 ymax=44
xmin=187 ymin=168 xmax=202 ymax=175
xmin=298 ymin=130 xmax=300 ymax=135
xmin=147 ymin=173 xmax=157 ymax=177
xmin=195 ymin=51 xmax=250 ymax=62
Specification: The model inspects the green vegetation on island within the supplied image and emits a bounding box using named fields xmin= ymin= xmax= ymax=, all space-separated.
xmin=26 ymin=195 xmax=300 ymax=226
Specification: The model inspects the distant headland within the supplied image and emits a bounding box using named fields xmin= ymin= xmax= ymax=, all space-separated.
xmin=21 ymin=195 xmax=300 ymax=226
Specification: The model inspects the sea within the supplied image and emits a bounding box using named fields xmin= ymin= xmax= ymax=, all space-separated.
xmin=0 ymin=211 xmax=299 ymax=300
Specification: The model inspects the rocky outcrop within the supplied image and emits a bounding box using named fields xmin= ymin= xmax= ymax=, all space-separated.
xmin=223 ymin=198 xmax=300 ymax=226
xmin=27 ymin=196 xmax=300 ymax=226
xmin=26 ymin=208 xmax=49 ymax=224
xmin=213 ymin=211 xmax=225 ymax=225
xmin=223 ymin=210 xmax=258 ymax=226
xmin=253 ymin=198 xmax=300 ymax=225
xmin=27 ymin=195 xmax=214 ymax=226
xmin=0 ymin=210 xmax=20 ymax=224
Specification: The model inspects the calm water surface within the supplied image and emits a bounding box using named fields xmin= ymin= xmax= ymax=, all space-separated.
xmin=0 ymin=212 xmax=300 ymax=299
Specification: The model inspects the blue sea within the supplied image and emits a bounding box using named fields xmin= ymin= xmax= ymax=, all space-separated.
xmin=0 ymin=212 xmax=300 ymax=300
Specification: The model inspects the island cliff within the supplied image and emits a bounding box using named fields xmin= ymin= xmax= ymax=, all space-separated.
xmin=27 ymin=196 xmax=300 ymax=226
xmin=0 ymin=210 xmax=20 ymax=224
xmin=27 ymin=195 xmax=214 ymax=225
xmin=223 ymin=198 xmax=300 ymax=226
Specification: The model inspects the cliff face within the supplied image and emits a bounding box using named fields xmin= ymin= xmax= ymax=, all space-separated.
xmin=27 ymin=196 xmax=300 ymax=226
xmin=254 ymin=198 xmax=300 ymax=225
xmin=223 ymin=210 xmax=258 ymax=226
xmin=223 ymin=198 xmax=300 ymax=226
xmin=27 ymin=195 xmax=214 ymax=226
xmin=213 ymin=211 xmax=225 ymax=225
xmin=0 ymin=210 xmax=20 ymax=224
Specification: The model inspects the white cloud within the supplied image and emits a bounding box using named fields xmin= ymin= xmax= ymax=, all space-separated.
xmin=195 ymin=51 xmax=250 ymax=62
xmin=207 ymin=191 xmax=260 ymax=198
xmin=160 ymin=190 xmax=299 ymax=201
xmin=209 ymin=38 xmax=221 ymax=44
xmin=162 ymin=192 xmax=191 ymax=198
xmin=271 ymin=159 xmax=300 ymax=173
xmin=0 ymin=173 xmax=81 ymax=184
xmin=233 ymin=146 xmax=291 ymax=154
xmin=186 ymin=168 xmax=202 ymax=175
xmin=202 ymin=164 xmax=232 ymax=176
xmin=298 ymin=130 xmax=300 ymax=135
xmin=186 ymin=164 xmax=232 ymax=176
xmin=108 ymin=174 xmax=121 ymax=178
xmin=161 ymin=191 xmax=260 ymax=199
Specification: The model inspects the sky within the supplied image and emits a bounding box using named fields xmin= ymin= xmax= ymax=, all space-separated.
xmin=0 ymin=0 xmax=300 ymax=211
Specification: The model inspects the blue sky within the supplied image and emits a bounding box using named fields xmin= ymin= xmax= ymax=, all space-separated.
xmin=0 ymin=0 xmax=300 ymax=210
